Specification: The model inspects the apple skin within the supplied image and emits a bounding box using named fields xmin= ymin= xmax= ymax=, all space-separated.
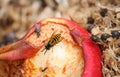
xmin=0 ymin=18 xmax=102 ymax=77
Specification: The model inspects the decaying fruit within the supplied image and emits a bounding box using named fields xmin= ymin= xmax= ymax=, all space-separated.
xmin=0 ymin=18 xmax=102 ymax=77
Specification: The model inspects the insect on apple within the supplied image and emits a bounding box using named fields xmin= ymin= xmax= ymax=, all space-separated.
xmin=0 ymin=18 xmax=102 ymax=77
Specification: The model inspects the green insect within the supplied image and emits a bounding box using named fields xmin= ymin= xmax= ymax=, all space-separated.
xmin=43 ymin=33 xmax=62 ymax=54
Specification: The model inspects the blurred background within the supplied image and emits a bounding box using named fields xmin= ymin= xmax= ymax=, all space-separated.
xmin=0 ymin=0 xmax=120 ymax=77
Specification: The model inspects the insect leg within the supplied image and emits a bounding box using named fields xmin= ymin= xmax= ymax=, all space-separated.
xmin=44 ymin=49 xmax=47 ymax=55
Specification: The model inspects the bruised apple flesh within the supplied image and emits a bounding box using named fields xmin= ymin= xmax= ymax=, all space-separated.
xmin=0 ymin=18 xmax=102 ymax=77
xmin=23 ymin=23 xmax=84 ymax=77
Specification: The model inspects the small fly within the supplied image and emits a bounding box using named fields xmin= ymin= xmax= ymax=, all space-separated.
xmin=42 ymin=67 xmax=48 ymax=72
xmin=35 ymin=24 xmax=41 ymax=37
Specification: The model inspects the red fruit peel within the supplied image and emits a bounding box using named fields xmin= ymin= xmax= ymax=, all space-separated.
xmin=0 ymin=18 xmax=102 ymax=77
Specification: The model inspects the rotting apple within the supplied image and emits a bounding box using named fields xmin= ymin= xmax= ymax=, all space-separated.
xmin=0 ymin=18 xmax=102 ymax=77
